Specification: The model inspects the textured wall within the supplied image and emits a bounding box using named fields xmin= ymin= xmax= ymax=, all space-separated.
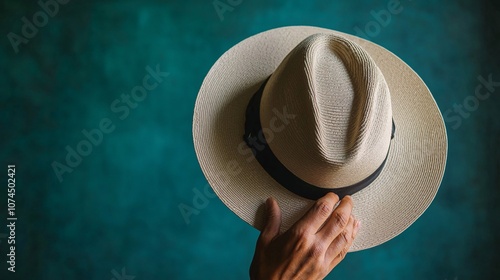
xmin=0 ymin=0 xmax=499 ymax=279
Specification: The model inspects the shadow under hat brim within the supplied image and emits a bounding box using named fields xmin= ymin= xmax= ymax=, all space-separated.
xmin=193 ymin=26 xmax=447 ymax=251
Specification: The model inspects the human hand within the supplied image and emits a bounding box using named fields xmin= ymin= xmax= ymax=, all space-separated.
xmin=250 ymin=193 xmax=360 ymax=280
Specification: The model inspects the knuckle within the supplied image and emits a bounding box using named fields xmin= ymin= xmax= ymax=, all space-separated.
xmin=332 ymin=211 xmax=349 ymax=228
xmin=308 ymin=243 xmax=326 ymax=259
xmin=291 ymin=236 xmax=310 ymax=254
xmin=291 ymin=228 xmax=308 ymax=240
xmin=315 ymin=201 xmax=333 ymax=218
xmin=338 ymin=247 xmax=349 ymax=260
xmin=267 ymin=211 xmax=278 ymax=221
xmin=340 ymin=231 xmax=351 ymax=244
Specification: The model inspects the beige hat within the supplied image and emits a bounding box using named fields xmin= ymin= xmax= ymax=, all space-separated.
xmin=193 ymin=26 xmax=447 ymax=251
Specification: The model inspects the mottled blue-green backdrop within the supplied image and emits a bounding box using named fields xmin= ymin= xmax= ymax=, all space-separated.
xmin=1 ymin=0 xmax=499 ymax=279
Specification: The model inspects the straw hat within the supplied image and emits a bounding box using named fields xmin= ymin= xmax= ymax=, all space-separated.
xmin=193 ymin=26 xmax=447 ymax=251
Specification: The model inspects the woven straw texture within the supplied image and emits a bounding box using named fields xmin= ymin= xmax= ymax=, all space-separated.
xmin=193 ymin=26 xmax=447 ymax=251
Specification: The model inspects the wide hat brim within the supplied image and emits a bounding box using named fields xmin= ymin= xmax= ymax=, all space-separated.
xmin=193 ymin=26 xmax=447 ymax=251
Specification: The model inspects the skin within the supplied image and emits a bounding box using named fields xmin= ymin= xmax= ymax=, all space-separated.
xmin=250 ymin=193 xmax=360 ymax=280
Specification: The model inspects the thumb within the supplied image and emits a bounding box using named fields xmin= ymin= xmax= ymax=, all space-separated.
xmin=260 ymin=197 xmax=282 ymax=244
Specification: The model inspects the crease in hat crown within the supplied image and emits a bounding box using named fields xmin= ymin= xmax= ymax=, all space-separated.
xmin=259 ymin=33 xmax=394 ymax=189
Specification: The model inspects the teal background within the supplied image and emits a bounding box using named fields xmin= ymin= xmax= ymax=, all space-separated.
xmin=1 ymin=0 xmax=499 ymax=279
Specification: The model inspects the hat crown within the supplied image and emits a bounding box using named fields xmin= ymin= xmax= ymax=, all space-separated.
xmin=260 ymin=34 xmax=393 ymax=189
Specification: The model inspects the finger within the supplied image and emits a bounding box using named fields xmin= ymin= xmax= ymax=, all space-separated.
xmin=259 ymin=197 xmax=282 ymax=245
xmin=330 ymin=219 xmax=360 ymax=269
xmin=352 ymin=219 xmax=361 ymax=239
xmin=326 ymin=216 xmax=357 ymax=268
xmin=317 ymin=195 xmax=353 ymax=242
xmin=292 ymin=192 xmax=340 ymax=234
